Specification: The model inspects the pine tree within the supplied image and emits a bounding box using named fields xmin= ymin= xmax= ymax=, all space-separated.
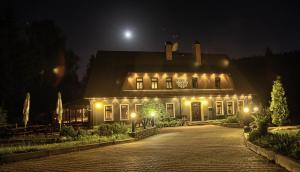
xmin=269 ymin=76 xmax=289 ymax=126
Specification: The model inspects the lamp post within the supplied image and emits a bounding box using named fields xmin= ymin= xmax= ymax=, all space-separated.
xmin=150 ymin=112 xmax=155 ymax=127
xmin=130 ymin=112 xmax=136 ymax=133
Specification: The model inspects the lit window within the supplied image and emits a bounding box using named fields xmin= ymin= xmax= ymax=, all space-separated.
xmin=227 ymin=101 xmax=234 ymax=115
xmin=151 ymin=77 xmax=158 ymax=89
xmin=136 ymin=77 xmax=143 ymax=90
xmin=166 ymin=77 xmax=172 ymax=89
xmin=166 ymin=103 xmax=175 ymax=118
xmin=215 ymin=76 xmax=221 ymax=89
xmin=104 ymin=105 xmax=113 ymax=121
xmin=237 ymin=100 xmax=244 ymax=112
xmin=120 ymin=104 xmax=129 ymax=120
xmin=192 ymin=77 xmax=198 ymax=88
xmin=216 ymin=101 xmax=223 ymax=115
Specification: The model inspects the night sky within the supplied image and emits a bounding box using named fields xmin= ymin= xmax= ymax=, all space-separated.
xmin=5 ymin=0 xmax=300 ymax=78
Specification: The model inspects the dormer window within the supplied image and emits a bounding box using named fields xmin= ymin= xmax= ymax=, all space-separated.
xmin=215 ymin=76 xmax=221 ymax=89
xmin=136 ymin=77 xmax=143 ymax=90
xmin=192 ymin=77 xmax=198 ymax=88
xmin=166 ymin=77 xmax=172 ymax=89
xmin=151 ymin=77 xmax=158 ymax=89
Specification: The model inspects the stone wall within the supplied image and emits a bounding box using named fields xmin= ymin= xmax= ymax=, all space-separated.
xmin=129 ymin=127 xmax=158 ymax=139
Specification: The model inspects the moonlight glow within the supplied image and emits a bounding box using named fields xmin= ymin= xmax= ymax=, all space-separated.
xmin=124 ymin=30 xmax=132 ymax=39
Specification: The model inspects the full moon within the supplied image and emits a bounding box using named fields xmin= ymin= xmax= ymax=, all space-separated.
xmin=124 ymin=30 xmax=132 ymax=39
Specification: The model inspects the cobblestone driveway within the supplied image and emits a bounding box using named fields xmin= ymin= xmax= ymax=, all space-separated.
xmin=1 ymin=125 xmax=286 ymax=172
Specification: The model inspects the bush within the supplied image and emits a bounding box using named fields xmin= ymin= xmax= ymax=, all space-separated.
xmin=111 ymin=123 xmax=128 ymax=135
xmin=242 ymin=115 xmax=254 ymax=126
xmin=77 ymin=128 xmax=88 ymax=136
xmin=99 ymin=124 xmax=113 ymax=136
xmin=244 ymin=126 xmax=251 ymax=133
xmin=252 ymin=108 xmax=271 ymax=135
xmin=248 ymin=129 xmax=261 ymax=142
xmin=156 ymin=118 xmax=184 ymax=128
xmin=98 ymin=123 xmax=128 ymax=136
xmin=248 ymin=131 xmax=300 ymax=159
xmin=224 ymin=115 xmax=239 ymax=123
xmin=60 ymin=126 xmax=77 ymax=138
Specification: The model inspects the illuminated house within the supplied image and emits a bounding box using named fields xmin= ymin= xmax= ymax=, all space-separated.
xmin=84 ymin=42 xmax=255 ymax=125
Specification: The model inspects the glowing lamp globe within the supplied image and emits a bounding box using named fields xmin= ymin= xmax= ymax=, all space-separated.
xmin=130 ymin=112 xmax=136 ymax=118
xmin=243 ymin=107 xmax=249 ymax=113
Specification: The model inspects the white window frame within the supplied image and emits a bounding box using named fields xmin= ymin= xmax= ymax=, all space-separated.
xmin=237 ymin=100 xmax=244 ymax=112
xmin=166 ymin=77 xmax=173 ymax=89
xmin=120 ymin=104 xmax=129 ymax=120
xmin=136 ymin=77 xmax=143 ymax=90
xmin=104 ymin=105 xmax=114 ymax=121
xmin=166 ymin=103 xmax=175 ymax=118
xmin=215 ymin=101 xmax=224 ymax=116
xmin=226 ymin=101 xmax=235 ymax=115
xmin=151 ymin=77 xmax=158 ymax=89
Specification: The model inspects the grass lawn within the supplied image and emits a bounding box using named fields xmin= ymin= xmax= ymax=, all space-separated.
xmin=0 ymin=134 xmax=130 ymax=156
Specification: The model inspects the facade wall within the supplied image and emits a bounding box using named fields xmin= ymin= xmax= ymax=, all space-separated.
xmin=88 ymin=95 xmax=253 ymax=125
xmin=123 ymin=72 xmax=234 ymax=90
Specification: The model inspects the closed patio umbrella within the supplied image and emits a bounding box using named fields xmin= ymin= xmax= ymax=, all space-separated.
xmin=56 ymin=92 xmax=63 ymax=130
xmin=23 ymin=92 xmax=30 ymax=129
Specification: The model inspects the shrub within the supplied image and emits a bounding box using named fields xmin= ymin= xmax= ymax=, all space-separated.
xmin=99 ymin=124 xmax=113 ymax=136
xmin=248 ymin=129 xmax=261 ymax=142
xmin=156 ymin=118 xmax=184 ymax=128
xmin=77 ymin=128 xmax=88 ymax=136
xmin=98 ymin=123 xmax=128 ymax=136
xmin=269 ymin=133 xmax=297 ymax=154
xmin=244 ymin=126 xmax=251 ymax=133
xmin=291 ymin=142 xmax=300 ymax=159
xmin=252 ymin=108 xmax=271 ymax=135
xmin=60 ymin=126 xmax=77 ymax=138
xmin=111 ymin=123 xmax=128 ymax=135
xmin=224 ymin=115 xmax=239 ymax=123
xmin=241 ymin=115 xmax=254 ymax=126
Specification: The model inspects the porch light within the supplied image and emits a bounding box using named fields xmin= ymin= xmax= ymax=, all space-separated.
xmin=95 ymin=102 xmax=102 ymax=109
xmin=184 ymin=101 xmax=191 ymax=106
xmin=163 ymin=73 xmax=168 ymax=78
xmin=202 ymin=100 xmax=208 ymax=105
xmin=131 ymin=112 xmax=137 ymax=118
xmin=253 ymin=106 xmax=259 ymax=112
xmin=243 ymin=107 xmax=249 ymax=113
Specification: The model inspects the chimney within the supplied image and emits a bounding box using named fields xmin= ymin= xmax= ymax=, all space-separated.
xmin=165 ymin=41 xmax=173 ymax=61
xmin=193 ymin=41 xmax=202 ymax=66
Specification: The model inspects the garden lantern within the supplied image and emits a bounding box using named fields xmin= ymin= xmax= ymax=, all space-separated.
xmin=150 ymin=112 xmax=155 ymax=127
xmin=243 ymin=107 xmax=249 ymax=113
xmin=130 ymin=112 xmax=136 ymax=133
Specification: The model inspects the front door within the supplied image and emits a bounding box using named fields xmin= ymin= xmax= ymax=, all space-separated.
xmin=191 ymin=102 xmax=201 ymax=121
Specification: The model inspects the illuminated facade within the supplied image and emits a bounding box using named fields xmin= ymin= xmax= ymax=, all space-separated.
xmin=84 ymin=42 xmax=255 ymax=125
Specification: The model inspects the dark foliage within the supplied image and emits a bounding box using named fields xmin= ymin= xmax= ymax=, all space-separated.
xmin=0 ymin=9 xmax=82 ymax=124
xmin=231 ymin=51 xmax=300 ymax=124
xmin=60 ymin=125 xmax=77 ymax=138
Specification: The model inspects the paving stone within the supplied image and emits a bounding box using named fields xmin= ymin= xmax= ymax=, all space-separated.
xmin=0 ymin=125 xmax=286 ymax=172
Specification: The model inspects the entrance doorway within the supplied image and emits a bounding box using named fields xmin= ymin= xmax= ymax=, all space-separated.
xmin=191 ymin=102 xmax=201 ymax=121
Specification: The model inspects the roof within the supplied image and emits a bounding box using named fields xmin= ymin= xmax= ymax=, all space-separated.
xmin=84 ymin=50 xmax=232 ymax=98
